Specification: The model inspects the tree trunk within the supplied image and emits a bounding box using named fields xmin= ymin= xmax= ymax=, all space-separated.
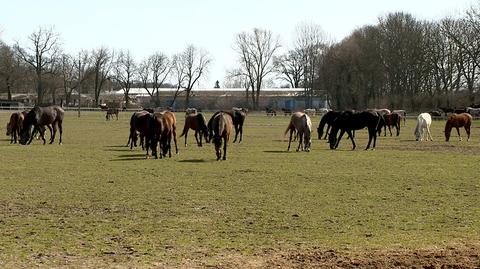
xmin=6 ymin=77 xmax=12 ymax=101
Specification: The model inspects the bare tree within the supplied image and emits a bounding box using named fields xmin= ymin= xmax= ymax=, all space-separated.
xmin=90 ymin=47 xmax=114 ymax=106
xmin=138 ymin=52 xmax=171 ymax=107
xmin=73 ymin=51 xmax=90 ymax=116
xmin=0 ymin=42 xmax=23 ymax=101
xmin=14 ymin=26 xmax=61 ymax=105
xmin=294 ymin=23 xmax=329 ymax=107
xmin=170 ymin=53 xmax=188 ymax=107
xmin=234 ymin=28 xmax=280 ymax=109
xmin=175 ymin=45 xmax=211 ymax=108
xmin=113 ymin=50 xmax=136 ymax=108
xmin=273 ymin=49 xmax=304 ymax=88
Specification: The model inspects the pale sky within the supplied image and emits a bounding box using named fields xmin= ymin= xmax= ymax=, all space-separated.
xmin=0 ymin=0 xmax=475 ymax=88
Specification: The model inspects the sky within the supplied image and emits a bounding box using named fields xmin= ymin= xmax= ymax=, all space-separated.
xmin=0 ymin=0 xmax=475 ymax=88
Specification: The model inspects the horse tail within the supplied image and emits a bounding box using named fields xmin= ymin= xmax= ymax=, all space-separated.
xmin=284 ymin=121 xmax=294 ymax=137
xmin=179 ymin=117 xmax=189 ymax=138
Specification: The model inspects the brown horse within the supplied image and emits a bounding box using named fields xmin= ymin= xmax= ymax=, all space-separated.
xmin=106 ymin=108 xmax=119 ymax=120
xmin=285 ymin=112 xmax=312 ymax=152
xmin=155 ymin=111 xmax=178 ymax=158
xmin=445 ymin=113 xmax=472 ymax=142
xmin=179 ymin=112 xmax=209 ymax=147
xmin=377 ymin=113 xmax=401 ymax=136
xmin=208 ymin=108 xmax=247 ymax=143
xmin=145 ymin=113 xmax=164 ymax=159
xmin=128 ymin=110 xmax=151 ymax=149
xmin=19 ymin=106 xmax=64 ymax=145
xmin=6 ymin=111 xmax=25 ymax=143
xmin=211 ymin=112 xmax=233 ymax=160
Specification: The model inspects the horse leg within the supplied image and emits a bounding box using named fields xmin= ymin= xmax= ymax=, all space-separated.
xmin=335 ymin=129 xmax=346 ymax=149
xmin=388 ymin=126 xmax=392 ymax=136
xmin=323 ymin=125 xmax=330 ymax=140
xmin=233 ymin=125 xmax=238 ymax=143
xmin=466 ymin=126 xmax=471 ymax=141
xmin=456 ymin=127 xmax=462 ymax=141
xmin=58 ymin=122 xmax=63 ymax=144
xmin=173 ymin=129 xmax=178 ymax=155
xmin=222 ymin=136 xmax=227 ymax=160
xmin=184 ymin=129 xmax=189 ymax=147
xmin=287 ymin=128 xmax=293 ymax=151
xmin=50 ymin=124 xmax=57 ymax=144
xmin=194 ymin=130 xmax=201 ymax=147
xmin=238 ymin=125 xmax=243 ymax=143
xmin=296 ymin=131 xmax=303 ymax=152
xmin=427 ymin=127 xmax=433 ymax=141
xmin=366 ymin=128 xmax=375 ymax=150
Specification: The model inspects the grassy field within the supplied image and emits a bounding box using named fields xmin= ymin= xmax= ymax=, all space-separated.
xmin=0 ymin=110 xmax=479 ymax=268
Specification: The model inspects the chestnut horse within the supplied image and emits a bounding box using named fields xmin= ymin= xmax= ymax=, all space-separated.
xmin=155 ymin=111 xmax=178 ymax=158
xmin=146 ymin=113 xmax=164 ymax=159
xmin=211 ymin=112 xmax=233 ymax=160
xmin=6 ymin=111 xmax=26 ymax=144
xmin=208 ymin=108 xmax=247 ymax=143
xmin=285 ymin=112 xmax=312 ymax=152
xmin=19 ymin=106 xmax=64 ymax=145
xmin=445 ymin=113 xmax=472 ymax=142
xmin=179 ymin=112 xmax=209 ymax=147
xmin=377 ymin=113 xmax=401 ymax=136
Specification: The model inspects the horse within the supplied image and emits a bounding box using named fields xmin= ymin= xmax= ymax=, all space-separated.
xmin=179 ymin=112 xmax=209 ymax=147
xmin=317 ymin=111 xmax=340 ymax=140
xmin=155 ymin=111 xmax=178 ymax=158
xmin=210 ymin=112 xmax=233 ymax=160
xmin=265 ymin=107 xmax=276 ymax=116
xmin=208 ymin=108 xmax=247 ymax=143
xmin=392 ymin=110 xmax=407 ymax=126
xmin=466 ymin=107 xmax=480 ymax=119
xmin=377 ymin=113 xmax=401 ymax=136
xmin=304 ymin=108 xmax=316 ymax=117
xmin=285 ymin=112 xmax=312 ymax=152
xmin=6 ymin=111 xmax=24 ymax=144
xmin=145 ymin=113 xmax=164 ymax=159
xmin=127 ymin=110 xmax=151 ymax=150
xmin=445 ymin=113 xmax=472 ymax=142
xmin=414 ymin=113 xmax=433 ymax=141
xmin=19 ymin=106 xmax=64 ymax=145
xmin=106 ymin=108 xmax=119 ymax=120
xmin=329 ymin=110 xmax=381 ymax=150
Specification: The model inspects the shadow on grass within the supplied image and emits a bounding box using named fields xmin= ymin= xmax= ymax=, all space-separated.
xmin=263 ymin=150 xmax=290 ymax=154
xmin=177 ymin=159 xmax=211 ymax=163
xmin=110 ymin=153 xmax=146 ymax=161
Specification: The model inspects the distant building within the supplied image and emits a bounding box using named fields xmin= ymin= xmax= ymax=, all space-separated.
xmin=102 ymin=88 xmax=329 ymax=110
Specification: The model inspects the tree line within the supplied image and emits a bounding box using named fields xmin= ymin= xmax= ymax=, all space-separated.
xmin=1 ymin=3 xmax=480 ymax=111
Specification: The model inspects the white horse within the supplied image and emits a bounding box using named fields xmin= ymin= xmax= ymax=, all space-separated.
xmin=285 ymin=112 xmax=312 ymax=152
xmin=414 ymin=113 xmax=433 ymax=141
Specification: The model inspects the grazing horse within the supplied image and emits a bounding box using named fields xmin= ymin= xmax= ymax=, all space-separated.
xmin=155 ymin=111 xmax=178 ymax=158
xmin=127 ymin=110 xmax=151 ymax=149
xmin=265 ymin=107 xmax=276 ymax=116
xmin=392 ymin=110 xmax=407 ymax=126
xmin=105 ymin=108 xmax=119 ymax=120
xmin=145 ymin=113 xmax=164 ymax=159
xmin=211 ymin=112 xmax=233 ymax=160
xmin=317 ymin=111 xmax=341 ymax=140
xmin=19 ymin=106 xmax=64 ymax=145
xmin=377 ymin=113 xmax=401 ymax=136
xmin=281 ymin=108 xmax=292 ymax=116
xmin=445 ymin=113 xmax=472 ymax=142
xmin=6 ymin=111 xmax=24 ymax=144
xmin=285 ymin=112 xmax=312 ymax=152
xmin=208 ymin=108 xmax=247 ymax=143
xmin=414 ymin=113 xmax=433 ymax=141
xmin=329 ymin=111 xmax=380 ymax=150
xmin=179 ymin=112 xmax=209 ymax=147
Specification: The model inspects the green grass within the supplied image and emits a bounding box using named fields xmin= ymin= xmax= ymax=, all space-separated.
xmin=0 ymin=111 xmax=479 ymax=267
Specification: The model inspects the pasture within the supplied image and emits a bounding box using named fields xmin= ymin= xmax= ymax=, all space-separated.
xmin=0 ymin=111 xmax=479 ymax=268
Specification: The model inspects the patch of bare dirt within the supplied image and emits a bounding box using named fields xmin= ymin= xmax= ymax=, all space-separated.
xmin=210 ymin=243 xmax=480 ymax=269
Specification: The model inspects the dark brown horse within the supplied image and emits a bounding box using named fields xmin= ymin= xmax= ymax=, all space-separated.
xmin=445 ymin=113 xmax=472 ymax=142
xmin=19 ymin=106 xmax=64 ymax=145
xmin=329 ymin=111 xmax=381 ymax=150
xmin=155 ymin=111 xmax=178 ymax=158
xmin=145 ymin=113 xmax=164 ymax=159
xmin=179 ymin=112 xmax=209 ymax=147
xmin=211 ymin=112 xmax=233 ymax=160
xmin=377 ymin=113 xmax=401 ymax=136
xmin=106 ymin=108 xmax=119 ymax=120
xmin=127 ymin=110 xmax=151 ymax=149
